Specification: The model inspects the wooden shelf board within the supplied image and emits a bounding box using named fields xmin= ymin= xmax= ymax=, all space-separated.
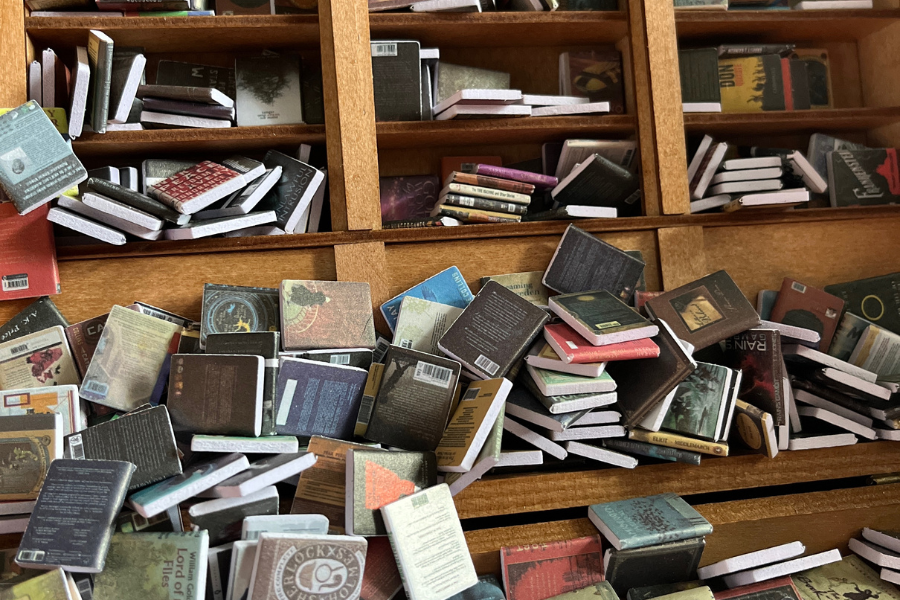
xmin=453 ymin=441 xmax=900 ymax=519
xmin=675 ymin=9 xmax=900 ymax=42
xmin=25 ymin=15 xmax=320 ymax=52
xmin=684 ymin=107 xmax=900 ymax=135
xmin=368 ymin=11 xmax=629 ymax=47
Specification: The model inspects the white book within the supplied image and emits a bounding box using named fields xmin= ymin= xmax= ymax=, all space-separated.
xmin=380 ymin=484 xmax=478 ymax=600
xmin=445 ymin=411 xmax=503 ymax=496
xmin=792 ymin=0 xmax=871 ymax=8
xmin=760 ymin=320 xmax=821 ymax=346
xmin=724 ymin=189 xmax=809 ymax=211
xmin=723 ymin=549 xmax=842 ymax=588
xmin=788 ymin=431 xmax=857 ymax=450
xmin=797 ymin=406 xmax=877 ymax=440
xmin=532 ymin=102 xmax=610 ymax=117
xmin=191 ymin=435 xmax=300 ymax=454
xmin=548 ymin=425 xmax=625 ymax=441
xmin=820 ymin=367 xmax=891 ymax=400
xmin=433 ymin=89 xmax=523 ymax=116
xmin=882 ymin=568 xmax=900 ymax=586
xmin=0 ymin=500 xmax=36 ymax=516
xmin=42 ymin=49 xmax=58 ymax=108
xmin=503 ymin=416 xmax=568 ymax=460
xmin=224 ymin=225 xmax=286 ymax=238
xmin=572 ymin=410 xmax=621 ymax=426
xmin=496 ymin=450 xmax=544 ymax=467
xmin=698 ymin=541 xmax=806 ymax=579
xmin=164 ymin=211 xmax=277 ymax=240
xmin=188 ymin=486 xmax=278 ymax=523
xmin=877 ymin=428 xmax=900 ymax=440
xmin=794 ymin=389 xmax=873 ymax=427
xmin=226 ymin=541 xmax=257 ymax=600
xmin=28 ymin=61 xmax=42 ymax=103
xmin=543 ymin=205 xmax=618 ymax=219
xmin=556 ymin=139 xmax=638 ymax=179
xmin=0 ymin=515 xmax=30 ymax=534
xmin=865 ymin=529 xmax=900 ymax=554
xmin=57 ymin=196 xmax=164 ymax=241
xmin=420 ymin=48 xmax=440 ymax=61
xmin=109 ymin=54 xmax=147 ymax=124
xmin=711 ymin=167 xmax=784 ymax=184
xmin=721 ymin=156 xmax=782 ymax=170
xmin=47 ymin=207 xmax=128 ymax=246
xmin=140 ymin=110 xmax=232 ymax=129
xmin=520 ymin=94 xmax=592 ymax=106
xmin=82 ymin=191 xmax=164 ymax=231
xmin=710 ymin=179 xmax=783 ymax=196
xmin=195 ymin=167 xmax=282 ymax=221
xmin=565 ymin=441 xmax=637 ymax=468
xmin=687 ymin=135 xmax=714 ymax=183
xmin=119 ymin=166 xmax=139 ymax=191
xmin=787 ymin=150 xmax=827 ymax=194
xmin=203 ymin=453 xmax=316 ymax=498
xmin=683 ymin=102 xmax=722 ymax=113
xmin=411 ymin=0 xmax=482 ymax=11
xmin=505 ymin=392 xmax=587 ymax=433
xmin=783 ymin=344 xmax=878 ymax=382
xmin=526 ymin=363 xmax=617 ymax=396
xmin=305 ymin=169 xmax=327 ymax=233
xmin=68 ymin=47 xmax=91 ymax=139
xmin=241 ymin=514 xmax=329 ymax=541
xmin=105 ymin=123 xmax=143 ymax=132
xmin=850 ymin=538 xmax=900 ymax=570
xmin=436 ymin=104 xmax=531 ymax=120
xmin=690 ymin=194 xmax=731 ymax=213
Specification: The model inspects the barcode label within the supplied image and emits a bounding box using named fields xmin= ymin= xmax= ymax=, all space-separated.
xmin=414 ymin=361 xmax=454 ymax=388
xmin=462 ymin=387 xmax=480 ymax=401
xmin=2 ymin=274 xmax=28 ymax=292
xmin=566 ymin=340 xmax=578 ymax=349
xmin=399 ymin=339 xmax=413 ymax=349
xmin=17 ymin=550 xmax=45 ymax=562
xmin=357 ymin=394 xmax=376 ymax=427
xmin=475 ymin=354 xmax=500 ymax=376
xmin=82 ymin=379 xmax=109 ymax=398
xmin=330 ymin=354 xmax=351 ymax=365
xmin=371 ymin=43 xmax=398 ymax=57
xmin=68 ymin=434 xmax=85 ymax=459
xmin=373 ymin=337 xmax=390 ymax=363
xmin=791 ymin=281 xmax=807 ymax=293
xmin=9 ymin=344 xmax=28 ymax=355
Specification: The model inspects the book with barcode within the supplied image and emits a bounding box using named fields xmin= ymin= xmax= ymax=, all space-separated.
xmin=274 ymin=357 xmax=368 ymax=439
xmin=0 ymin=385 xmax=85 ymax=437
xmin=588 ymin=492 xmax=712 ymax=551
xmin=16 ymin=459 xmax=134 ymax=573
xmin=280 ymin=280 xmax=376 ymax=351
xmin=354 ymin=362 xmax=385 ymax=438
xmin=0 ymin=204 xmax=60 ymax=302
xmin=64 ymin=405 xmax=181 ymax=491
xmin=435 ymin=378 xmax=512 ymax=472
xmin=0 ymin=325 xmax=80 ymax=390
xmin=364 ymin=346 xmax=461 ymax=451
xmin=345 ymin=449 xmax=436 ymax=536
xmin=288 ymin=348 xmax=374 ymax=370
xmin=0 ymin=413 xmax=63 ymax=501
xmin=199 ymin=283 xmax=280 ymax=349
xmin=393 ymin=296 xmax=465 ymax=355
xmin=371 ymin=40 xmax=422 ymax=121
xmin=380 ymin=266 xmax=475 ymax=332
xmin=0 ymin=297 xmax=68 ymax=345
xmin=148 ymin=160 xmax=246 ymax=215
xmin=438 ymin=281 xmax=549 ymax=380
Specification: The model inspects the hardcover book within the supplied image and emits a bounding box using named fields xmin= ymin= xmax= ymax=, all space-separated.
xmin=380 ymin=175 xmax=441 ymax=222
xmin=235 ymin=55 xmax=303 ymax=127
xmin=345 ymin=449 xmax=437 ymax=536
xmin=559 ymin=51 xmax=625 ymax=113
xmin=662 ymin=362 xmax=734 ymax=441
xmin=189 ymin=486 xmax=279 ymax=546
xmin=438 ymin=281 xmax=549 ymax=379
xmin=148 ymin=160 xmax=246 ymax=215
xmin=544 ymin=323 xmax=660 ymax=364
xmin=679 ymin=49 xmax=721 ymax=110
xmin=825 ymin=272 xmax=900 ymax=335
xmin=770 ymin=279 xmax=844 ymax=350
xmin=481 ymin=272 xmax=550 ymax=308
xmin=0 ymin=385 xmax=84 ymax=437
xmin=280 ymin=280 xmax=375 ymax=350
xmin=155 ymin=60 xmax=237 ymax=98
xmin=501 ymin=536 xmax=604 ymax=600
xmin=0 ymin=204 xmax=60 ymax=301
xmin=723 ymin=329 xmax=786 ymax=432
xmin=80 ymin=305 xmax=180 ymax=411
xmin=443 ymin=407 xmax=504 ymax=496
xmin=0 ymin=297 xmax=68 ymax=345
xmin=0 ymin=413 xmax=63 ymax=501
xmin=587 ymin=492 xmax=712 ymax=551
xmin=364 ymin=346 xmax=460 ymax=451
xmin=550 ymin=291 xmax=658 ymax=346
xmin=604 ymin=439 xmax=702 ymax=465
xmin=0 ymin=325 xmax=80 ymax=390
xmin=719 ymin=55 xmax=786 ymax=112
xmin=392 ymin=296 xmax=464 ymax=355
xmin=360 ymin=534 xmax=404 ymax=600
xmin=92 ymin=531 xmax=209 ymax=600
xmin=87 ymin=30 xmax=114 ymax=134
xmin=435 ymin=378 xmax=511 ymax=472
xmin=604 ymin=538 xmax=706 ymax=598
xmin=371 ymin=41 xmax=422 ymax=121
xmin=828 ymin=149 xmax=900 ymax=207
xmin=449 ymin=171 xmax=536 ymax=195
xmin=274 ymin=358 xmax=368 ymax=439
xmin=380 ymin=266 xmax=474 ymax=332
xmin=550 ymin=154 xmax=640 ymax=216
xmin=732 ymin=399 xmax=778 ymax=458
xmin=645 ymin=271 xmax=761 ymax=350
xmin=16 ymin=459 xmax=134 ymax=573
xmin=628 ymin=428 xmax=729 ymax=456
xmin=200 ymin=284 xmax=280 ymax=349
xmin=65 ymin=405 xmax=181 ymax=491
xmin=167 ymin=354 xmax=264 ymax=437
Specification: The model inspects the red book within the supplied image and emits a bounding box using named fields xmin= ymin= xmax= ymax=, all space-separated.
xmin=0 ymin=203 xmax=60 ymax=301
xmin=770 ymin=278 xmax=844 ymax=350
xmin=544 ymin=322 xmax=660 ymax=364
xmin=501 ymin=535 xmax=604 ymax=600
xmin=148 ymin=160 xmax=245 ymax=214
xmin=715 ymin=576 xmax=801 ymax=600
xmin=360 ymin=537 xmax=403 ymax=600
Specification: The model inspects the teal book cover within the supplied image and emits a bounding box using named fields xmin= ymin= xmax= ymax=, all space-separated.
xmin=380 ymin=266 xmax=474 ymax=332
xmin=588 ymin=493 xmax=712 ymax=550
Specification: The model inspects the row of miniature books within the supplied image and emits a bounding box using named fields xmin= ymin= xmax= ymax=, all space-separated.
xmin=678 ymin=44 xmax=834 ymax=115
xmin=673 ymin=0 xmax=872 ymax=11
xmin=370 ymin=0 xmax=617 ymax=12
xmin=27 ymin=0 xmax=310 ymax=15
xmin=371 ymin=43 xmax=625 ymax=122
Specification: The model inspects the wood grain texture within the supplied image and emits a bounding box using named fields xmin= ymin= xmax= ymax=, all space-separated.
xmin=675 ymin=9 xmax=900 ymax=42
xmin=858 ymin=20 xmax=900 ymax=109
xmin=319 ymin=0 xmax=381 ymax=231
xmin=453 ymin=441 xmax=900 ymax=519
xmin=658 ymin=226 xmax=707 ymax=290
xmin=683 ymin=107 xmax=900 ymax=135
xmin=627 ymin=0 xmax=661 ymax=217
xmin=1 ymin=0 xmax=26 ymax=106
xmin=334 ymin=241 xmax=392 ymax=335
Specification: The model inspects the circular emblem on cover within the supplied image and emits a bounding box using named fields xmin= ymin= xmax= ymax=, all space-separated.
xmin=736 ymin=413 xmax=762 ymax=450
xmin=207 ymin=296 xmax=263 ymax=334
xmin=274 ymin=544 xmax=364 ymax=600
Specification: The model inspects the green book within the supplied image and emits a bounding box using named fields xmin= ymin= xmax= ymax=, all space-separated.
xmin=92 ymin=531 xmax=209 ymax=600
xmin=549 ymin=290 xmax=658 ymax=346
xmin=526 ymin=357 xmax=617 ymax=397
xmin=520 ymin=369 xmax=617 ymax=414
xmin=87 ymin=30 xmax=114 ymax=135
xmin=548 ymin=582 xmax=621 ymax=600
xmin=587 ymin=493 xmax=712 ymax=550
xmin=678 ymin=49 xmax=722 ymax=111
xmin=793 ymin=556 xmax=900 ymax=600
xmin=661 ymin=362 xmax=734 ymax=441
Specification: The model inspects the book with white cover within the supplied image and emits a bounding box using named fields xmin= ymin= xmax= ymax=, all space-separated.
xmin=794 ymin=390 xmax=874 ymax=427
xmin=188 ymin=485 xmax=278 ymax=525
xmin=760 ymin=320 xmax=821 ymax=347
xmin=202 ymin=453 xmax=316 ymax=498
xmin=710 ymin=179 xmax=783 ymax=196
xmin=120 ymin=167 xmax=139 ymax=191
xmin=683 ymin=102 xmax=721 ymax=112
xmin=520 ymin=95 xmax=592 ymax=106
xmin=849 ymin=538 xmax=900 ymax=570
xmin=226 ymin=540 xmax=257 ymax=600
xmin=224 ymin=225 xmax=286 ymax=238
xmin=105 ymin=123 xmax=143 ymax=132
xmin=496 ymin=450 xmax=543 ymax=467
xmin=47 ymin=207 xmax=127 ymax=246
xmin=241 ymin=514 xmax=329 ymax=540
xmin=109 ymin=53 xmax=147 ymax=124
xmin=565 ymin=441 xmax=637 ymax=468
xmin=525 ymin=344 xmax=606 ymax=378
xmin=787 ymin=150 xmax=827 ymax=193
xmin=164 ymin=211 xmax=276 ymax=240
xmin=503 ymin=416 xmax=567 ymax=460
xmin=687 ymin=135 xmax=713 ymax=183
xmin=141 ymin=111 xmax=232 ymax=129
xmin=556 ymin=139 xmax=638 ymax=179
xmin=572 ymin=410 xmax=622 ymax=426
xmin=195 ymin=167 xmax=281 ymax=220
xmin=797 ymin=406 xmax=877 ymax=439
xmin=41 ymin=49 xmax=59 ymax=108
xmin=723 ymin=189 xmax=809 ymax=211
xmin=721 ymin=156 xmax=782 ymax=170
xmin=697 ymin=541 xmax=806 ymax=579
xmin=28 ymin=61 xmax=41 ymax=103
xmin=548 ymin=425 xmax=625 ymax=441
xmin=863 ymin=528 xmax=900 ymax=554
xmin=68 ymin=47 xmax=91 ymax=138
xmin=82 ymin=192 xmax=164 ymax=231
xmin=0 ymin=515 xmax=29 ymax=534
xmin=788 ymin=431 xmax=857 ymax=450
xmin=380 ymin=484 xmax=478 ymax=600
xmin=820 ymin=367 xmax=891 ymax=400
xmin=56 ymin=196 xmax=164 ymax=241
xmin=882 ymin=568 xmax=900 ymax=586
xmin=191 ymin=435 xmax=300 ymax=453
xmin=533 ymin=102 xmax=610 ymax=117
xmin=690 ymin=194 xmax=731 ymax=213
xmin=433 ymin=89 xmax=523 ymax=115
xmin=711 ymin=167 xmax=784 ymax=184
xmin=533 ymin=205 xmax=618 ymax=219
xmin=877 ymin=428 xmax=900 ymax=440
xmin=0 ymin=500 xmax=36 ymax=516
xmin=783 ymin=344 xmax=878 ymax=382
xmin=505 ymin=388 xmax=590 ymax=433
xmin=436 ymin=104 xmax=531 ymax=120
xmin=722 ymin=549 xmax=842 ymax=588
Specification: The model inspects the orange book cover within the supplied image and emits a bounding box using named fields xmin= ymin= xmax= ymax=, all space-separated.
xmin=501 ymin=535 xmax=604 ymax=600
xmin=0 ymin=203 xmax=60 ymax=301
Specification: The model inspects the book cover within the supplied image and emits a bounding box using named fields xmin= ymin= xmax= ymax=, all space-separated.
xmin=719 ymin=55 xmax=786 ymax=112
xmin=723 ymin=329 xmax=785 ymax=428
xmin=207 ymin=453 xmax=314 ymax=499
xmin=481 ymin=272 xmax=550 ymax=308
xmin=850 ymin=323 xmax=900 ymax=377
xmin=437 ymin=193 xmax=528 ymax=216
xmin=828 ymin=149 xmax=900 ymax=207
xmin=66 ymin=312 xmax=110 ymax=377
xmin=380 ymin=266 xmax=474 ymax=332
xmin=189 ymin=487 xmax=279 ymax=546
xmin=301 ymin=59 xmax=325 ymax=125
xmin=365 ymin=346 xmax=461 ymax=451
xmin=393 ymin=296 xmax=464 ymax=355
xmin=86 ymin=177 xmax=187 ymax=226
xmin=443 ymin=407 xmax=504 ymax=496
xmin=200 ymin=284 xmax=279 ymax=349
xmin=148 ymin=160 xmax=245 ymax=215
xmin=248 ymin=533 xmax=366 ymax=600
xmin=587 ymin=492 xmax=712 ymax=551
xmin=290 ymin=348 xmax=373 ymax=370
xmin=435 ymin=378 xmax=511 ymax=472
xmin=0 ymin=297 xmax=68 ymax=345
xmin=0 ymin=567 xmax=72 ymax=599
xmin=229 ymin=540 xmax=258 ymax=600
xmin=290 ymin=435 xmax=374 ymax=533
xmin=0 ymin=385 xmax=84 ymax=437
xmin=167 ymin=354 xmax=264 ymax=437
xmin=274 ymin=358 xmax=368 ymax=439
xmin=543 ymin=225 xmax=645 ymax=302
xmin=550 ymin=291 xmax=657 ymax=346
xmin=65 ymin=405 xmax=181 ymax=491
xmin=16 ymin=459 xmax=134 ymax=573
xmin=241 ymin=514 xmax=329 ymax=540
xmin=441 ymin=156 xmax=503 ymax=182
xmin=191 ymin=434 xmax=299 ymax=454
xmin=92 ymin=531 xmax=209 ymax=600
xmin=680 ymin=50 xmax=722 ymax=107
xmin=604 ymin=439 xmax=702 ymax=465
xmin=438 ymin=281 xmax=549 ymax=380
xmin=771 ymin=279 xmax=844 ymax=350
xmin=0 ymin=413 xmax=62 ymax=501
xmin=732 ymin=399 xmax=778 ymax=458
xmin=0 ymin=325 xmax=80 ymax=390
xmin=501 ymin=536 xmax=604 ymax=600
xmin=87 ymin=30 xmax=114 ymax=134
xmin=379 ymin=175 xmax=441 ymax=222
xmin=604 ymin=538 xmax=706 ymax=597
xmin=435 ymin=62 xmax=510 ymax=105
xmin=551 ymin=155 xmax=640 ymax=216
xmin=235 ymin=55 xmax=303 ymax=127
xmin=380 ymin=484 xmax=478 ymax=600
xmin=544 ymin=323 xmax=660 ymax=364
xmin=155 ymin=60 xmax=237 ymax=99
xmin=825 ymin=273 xmax=900 ymax=336
xmin=448 ymin=172 xmax=536 ymax=195
xmin=662 ymin=362 xmax=732 ymax=441
xmin=559 ymin=51 xmax=625 ymax=114
xmin=346 ymin=449 xmax=436 ymax=536
xmin=645 ymin=270 xmax=761 ymax=350
xmin=108 ymin=51 xmax=146 ymax=124
xmin=0 ymin=204 xmax=59 ymax=300
xmin=280 ymin=280 xmax=375 ymax=350
xmin=372 ymin=41 xmax=422 ymax=121
xmin=628 ymin=428 xmax=729 ymax=456
xmin=80 ymin=305 xmax=180 ymax=411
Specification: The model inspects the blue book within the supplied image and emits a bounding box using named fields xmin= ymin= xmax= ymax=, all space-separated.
xmin=380 ymin=266 xmax=474 ymax=332
xmin=275 ymin=357 xmax=368 ymax=439
xmin=587 ymin=493 xmax=712 ymax=550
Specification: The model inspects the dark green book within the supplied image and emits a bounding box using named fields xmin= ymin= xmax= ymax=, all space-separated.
xmin=0 ymin=297 xmax=68 ymax=344
xmin=549 ymin=290 xmax=658 ymax=346
xmin=825 ymin=272 xmax=900 ymax=335
xmin=679 ymin=49 xmax=721 ymax=110
xmin=661 ymin=362 xmax=733 ymax=441
xmin=603 ymin=538 xmax=706 ymax=598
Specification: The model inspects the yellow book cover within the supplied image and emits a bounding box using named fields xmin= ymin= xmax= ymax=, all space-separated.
xmin=436 ymin=378 xmax=512 ymax=473
xmin=0 ymin=568 xmax=72 ymax=600
xmin=654 ymin=587 xmax=715 ymax=600
xmin=793 ymin=556 xmax=900 ymax=600
xmin=354 ymin=362 xmax=385 ymax=437
xmin=718 ymin=55 xmax=785 ymax=113
xmin=629 ymin=428 xmax=729 ymax=456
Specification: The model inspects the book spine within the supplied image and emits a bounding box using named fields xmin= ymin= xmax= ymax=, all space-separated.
xmin=448 ymin=183 xmax=530 ymax=204
xmin=475 ymin=164 xmax=558 ymax=188
xmin=382 ymin=218 xmax=450 ymax=229
xmin=604 ymin=439 xmax=702 ymax=465
xmin=572 ymin=345 xmax=660 ymax=363
xmin=440 ymin=193 xmax=527 ymax=215
xmin=452 ymin=173 xmax=535 ymax=194
xmin=438 ymin=207 xmax=520 ymax=224
xmin=628 ymin=429 xmax=729 ymax=457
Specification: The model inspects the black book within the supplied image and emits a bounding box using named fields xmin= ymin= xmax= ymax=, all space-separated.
xmin=542 ymin=224 xmax=645 ymax=302
xmin=260 ymin=150 xmax=325 ymax=232
xmin=371 ymin=40 xmax=422 ymax=122
xmin=188 ymin=486 xmax=279 ymax=546
xmin=438 ymin=281 xmax=549 ymax=380
xmin=141 ymin=97 xmax=235 ymax=121
xmin=604 ymin=537 xmax=706 ymax=598
xmin=678 ymin=48 xmax=721 ymax=108
xmin=300 ymin=58 xmax=325 ymax=125
xmin=154 ymin=60 xmax=237 ymax=99
xmin=605 ymin=319 xmax=697 ymax=428
xmin=288 ymin=348 xmax=374 ymax=371
xmin=827 ymin=149 xmax=900 ymax=208
xmin=825 ymin=272 xmax=900 ymax=335
xmin=199 ymin=283 xmax=280 ymax=349
xmin=0 ymin=296 xmax=68 ymax=344
xmin=364 ymin=346 xmax=461 ymax=451
xmin=788 ymin=60 xmax=811 ymax=110
xmin=65 ymin=405 xmax=182 ymax=491
xmin=16 ymin=459 xmax=135 ymax=573
xmin=205 ymin=332 xmax=280 ymax=437
xmin=86 ymin=177 xmax=189 ymax=226
xmin=550 ymin=154 xmax=640 ymax=217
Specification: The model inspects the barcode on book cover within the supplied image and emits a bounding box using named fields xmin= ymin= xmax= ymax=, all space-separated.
xmin=371 ymin=43 xmax=398 ymax=57
xmin=357 ymin=394 xmax=376 ymax=426
xmin=414 ymin=361 xmax=454 ymax=388
xmin=17 ymin=550 xmax=44 ymax=562
xmin=399 ymin=339 xmax=413 ymax=349
xmin=462 ymin=387 xmax=480 ymax=401
xmin=82 ymin=380 xmax=109 ymax=398
xmin=791 ymin=281 xmax=807 ymax=293
xmin=68 ymin=434 xmax=85 ymax=459
xmin=475 ymin=354 xmax=500 ymax=376
xmin=373 ymin=338 xmax=390 ymax=363
xmin=9 ymin=344 xmax=28 ymax=355
xmin=329 ymin=354 xmax=351 ymax=365
xmin=2 ymin=274 xmax=28 ymax=292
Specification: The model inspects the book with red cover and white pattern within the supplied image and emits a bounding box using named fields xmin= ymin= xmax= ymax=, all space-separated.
xmin=501 ymin=535 xmax=604 ymax=600
xmin=544 ymin=322 xmax=660 ymax=364
xmin=0 ymin=203 xmax=59 ymax=301
xmin=148 ymin=160 xmax=245 ymax=215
